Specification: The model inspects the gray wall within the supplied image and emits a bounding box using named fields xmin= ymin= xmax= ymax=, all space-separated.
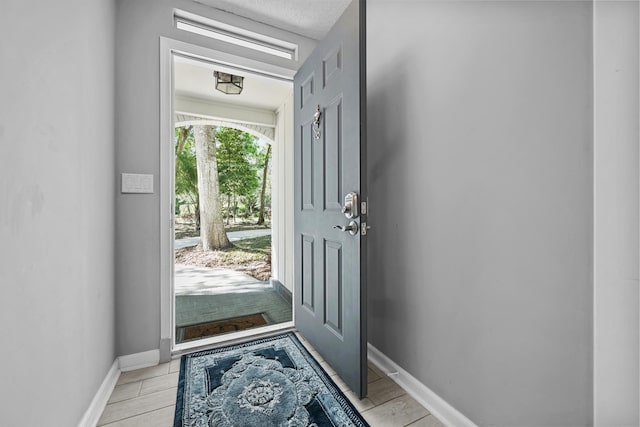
xmin=593 ymin=1 xmax=639 ymax=425
xmin=0 ymin=0 xmax=116 ymax=425
xmin=115 ymin=0 xmax=314 ymax=356
xmin=367 ymin=1 xmax=593 ymax=425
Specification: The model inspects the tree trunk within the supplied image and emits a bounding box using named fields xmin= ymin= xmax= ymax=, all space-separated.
xmin=195 ymin=201 xmax=200 ymax=231
xmin=257 ymin=144 xmax=271 ymax=225
xmin=194 ymin=125 xmax=231 ymax=250
xmin=176 ymin=125 xmax=192 ymax=153
xmin=233 ymin=194 xmax=237 ymax=224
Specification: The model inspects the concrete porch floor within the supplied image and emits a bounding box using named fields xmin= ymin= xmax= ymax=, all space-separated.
xmin=174 ymin=264 xmax=292 ymax=342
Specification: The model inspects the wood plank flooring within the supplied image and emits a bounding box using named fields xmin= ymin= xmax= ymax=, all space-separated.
xmin=98 ymin=334 xmax=445 ymax=427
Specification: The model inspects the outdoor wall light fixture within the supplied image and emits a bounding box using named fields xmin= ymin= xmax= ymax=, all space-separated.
xmin=214 ymin=71 xmax=244 ymax=95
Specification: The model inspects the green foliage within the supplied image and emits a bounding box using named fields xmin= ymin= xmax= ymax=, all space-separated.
xmin=241 ymin=193 xmax=258 ymax=217
xmin=215 ymin=245 xmax=269 ymax=264
xmin=174 ymin=125 xmax=268 ymax=223
xmin=232 ymin=235 xmax=271 ymax=255
xmin=174 ymin=127 xmax=199 ymax=216
xmin=215 ymin=127 xmax=261 ymax=219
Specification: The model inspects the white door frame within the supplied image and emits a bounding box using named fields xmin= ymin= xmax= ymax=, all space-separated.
xmin=159 ymin=37 xmax=296 ymax=359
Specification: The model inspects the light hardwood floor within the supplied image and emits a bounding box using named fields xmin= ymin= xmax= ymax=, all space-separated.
xmin=98 ymin=334 xmax=445 ymax=427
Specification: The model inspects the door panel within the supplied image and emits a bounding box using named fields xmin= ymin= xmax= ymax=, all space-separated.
xmin=294 ymin=0 xmax=367 ymax=398
xmin=301 ymin=121 xmax=315 ymax=210
xmin=301 ymin=234 xmax=315 ymax=311
xmin=324 ymin=97 xmax=343 ymax=211
xmin=324 ymin=239 xmax=343 ymax=337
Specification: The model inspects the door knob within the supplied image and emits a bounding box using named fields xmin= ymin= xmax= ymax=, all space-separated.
xmin=334 ymin=220 xmax=359 ymax=236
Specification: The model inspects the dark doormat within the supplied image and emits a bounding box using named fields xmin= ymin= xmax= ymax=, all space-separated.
xmin=176 ymin=313 xmax=268 ymax=342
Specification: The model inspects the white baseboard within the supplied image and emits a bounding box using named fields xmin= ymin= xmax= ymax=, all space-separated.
xmin=367 ymin=343 xmax=477 ymax=427
xmin=78 ymin=349 xmax=161 ymax=427
xmin=77 ymin=359 xmax=120 ymax=427
xmin=118 ymin=349 xmax=160 ymax=372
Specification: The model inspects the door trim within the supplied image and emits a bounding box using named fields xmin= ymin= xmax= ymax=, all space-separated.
xmin=159 ymin=37 xmax=296 ymax=360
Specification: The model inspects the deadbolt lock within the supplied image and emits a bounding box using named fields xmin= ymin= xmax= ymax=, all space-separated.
xmin=342 ymin=191 xmax=359 ymax=219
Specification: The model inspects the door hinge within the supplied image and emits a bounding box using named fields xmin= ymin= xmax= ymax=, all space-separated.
xmin=361 ymin=222 xmax=370 ymax=236
xmin=361 ymin=201 xmax=367 ymax=215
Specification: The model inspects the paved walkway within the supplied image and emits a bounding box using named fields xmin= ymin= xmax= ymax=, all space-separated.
xmin=173 ymin=228 xmax=284 ymax=330
xmin=174 ymin=264 xmax=266 ymax=296
xmin=174 ymin=228 xmax=271 ymax=250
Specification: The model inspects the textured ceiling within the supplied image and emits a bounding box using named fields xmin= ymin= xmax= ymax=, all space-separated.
xmin=192 ymin=0 xmax=351 ymax=40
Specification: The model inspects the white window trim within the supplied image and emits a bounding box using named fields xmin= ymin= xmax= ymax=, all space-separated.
xmin=174 ymin=9 xmax=298 ymax=60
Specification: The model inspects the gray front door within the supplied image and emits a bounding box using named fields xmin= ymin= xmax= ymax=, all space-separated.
xmin=294 ymin=0 xmax=367 ymax=398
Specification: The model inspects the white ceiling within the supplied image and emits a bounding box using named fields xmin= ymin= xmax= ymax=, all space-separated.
xmin=176 ymin=1 xmax=351 ymax=111
xmin=174 ymin=55 xmax=293 ymax=111
xmin=192 ymin=0 xmax=351 ymax=40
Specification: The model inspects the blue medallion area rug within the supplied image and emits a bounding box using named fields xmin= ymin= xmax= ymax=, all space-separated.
xmin=174 ymin=332 xmax=369 ymax=427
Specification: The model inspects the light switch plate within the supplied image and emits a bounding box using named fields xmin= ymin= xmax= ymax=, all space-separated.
xmin=121 ymin=173 xmax=154 ymax=194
